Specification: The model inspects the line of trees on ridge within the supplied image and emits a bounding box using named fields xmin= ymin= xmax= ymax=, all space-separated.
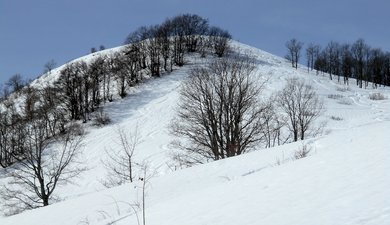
xmin=286 ymin=38 xmax=390 ymax=88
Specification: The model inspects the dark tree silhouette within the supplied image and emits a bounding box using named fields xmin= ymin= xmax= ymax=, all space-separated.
xmin=44 ymin=59 xmax=57 ymax=74
xmin=286 ymin=38 xmax=303 ymax=69
xmin=6 ymin=74 xmax=25 ymax=93
xmin=209 ymin=26 xmax=232 ymax=57
xmin=171 ymin=55 xmax=271 ymax=165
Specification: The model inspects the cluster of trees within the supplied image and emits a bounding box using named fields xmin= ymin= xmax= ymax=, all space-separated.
xmin=124 ymin=14 xmax=232 ymax=73
xmin=0 ymin=13 xmax=234 ymax=214
xmin=90 ymin=45 xmax=105 ymax=53
xmin=0 ymin=86 xmax=66 ymax=168
xmin=56 ymin=57 xmax=114 ymax=123
xmin=0 ymin=74 xmax=28 ymax=100
xmin=1 ymin=13 xmax=233 ymax=136
xmin=171 ymin=55 xmax=324 ymax=165
xmin=285 ymin=38 xmax=303 ymax=69
xmin=55 ymin=14 xmax=232 ymax=124
xmin=286 ymin=38 xmax=390 ymax=88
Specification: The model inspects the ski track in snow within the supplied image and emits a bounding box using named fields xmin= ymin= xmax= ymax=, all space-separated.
xmin=60 ymin=65 xmax=192 ymax=197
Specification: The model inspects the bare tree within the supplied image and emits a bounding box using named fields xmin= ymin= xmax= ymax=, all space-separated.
xmin=123 ymin=161 xmax=157 ymax=225
xmin=0 ymin=110 xmax=17 ymax=168
xmin=369 ymin=48 xmax=385 ymax=88
xmin=306 ymin=43 xmax=320 ymax=72
xmin=276 ymin=78 xmax=324 ymax=142
xmin=137 ymin=161 xmax=156 ymax=225
xmin=181 ymin=14 xmax=209 ymax=52
xmin=351 ymin=39 xmax=369 ymax=88
xmin=0 ymin=83 xmax=11 ymax=99
xmin=286 ymin=38 xmax=303 ymax=69
xmin=170 ymin=16 xmax=186 ymax=66
xmin=125 ymin=26 xmax=149 ymax=69
xmin=384 ymin=52 xmax=390 ymax=86
xmin=340 ymin=44 xmax=353 ymax=85
xmin=22 ymin=86 xmax=39 ymax=120
xmin=102 ymin=57 xmax=114 ymax=102
xmin=44 ymin=59 xmax=57 ymax=74
xmin=261 ymin=101 xmax=289 ymax=148
xmin=209 ymin=26 xmax=232 ymax=57
xmin=6 ymin=74 xmax=25 ymax=93
xmin=102 ymin=126 xmax=140 ymax=187
xmin=110 ymin=52 xmax=131 ymax=98
xmin=144 ymin=25 xmax=162 ymax=77
xmin=88 ymin=56 xmax=107 ymax=110
xmin=57 ymin=61 xmax=90 ymax=121
xmin=325 ymin=41 xmax=341 ymax=81
xmin=314 ymin=51 xmax=327 ymax=75
xmin=171 ymin=55 xmax=271 ymax=165
xmin=0 ymin=102 xmax=27 ymax=168
xmin=102 ymin=132 xmax=154 ymax=225
xmin=156 ymin=21 xmax=173 ymax=72
xmin=1 ymin=121 xmax=85 ymax=215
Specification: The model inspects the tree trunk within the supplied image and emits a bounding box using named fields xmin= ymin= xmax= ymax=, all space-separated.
xmin=43 ymin=196 xmax=49 ymax=206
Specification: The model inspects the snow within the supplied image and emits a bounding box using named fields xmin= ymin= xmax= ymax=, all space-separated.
xmin=1 ymin=41 xmax=389 ymax=225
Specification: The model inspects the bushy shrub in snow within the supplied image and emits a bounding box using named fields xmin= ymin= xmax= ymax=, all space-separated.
xmin=369 ymin=92 xmax=385 ymax=100
xmin=294 ymin=144 xmax=311 ymax=159
xmin=330 ymin=115 xmax=343 ymax=121
xmin=93 ymin=109 xmax=111 ymax=126
xmin=67 ymin=122 xmax=85 ymax=136
xmin=328 ymin=94 xmax=344 ymax=99
xmin=336 ymin=86 xmax=350 ymax=92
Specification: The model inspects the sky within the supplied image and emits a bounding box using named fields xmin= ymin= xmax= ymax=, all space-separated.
xmin=1 ymin=0 xmax=389 ymax=85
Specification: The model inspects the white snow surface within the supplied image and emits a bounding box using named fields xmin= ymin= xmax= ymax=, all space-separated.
xmin=1 ymin=41 xmax=389 ymax=225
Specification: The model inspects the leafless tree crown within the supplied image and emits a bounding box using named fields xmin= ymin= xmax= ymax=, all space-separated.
xmin=276 ymin=77 xmax=324 ymax=142
xmin=286 ymin=38 xmax=303 ymax=69
xmin=1 ymin=123 xmax=85 ymax=215
xmin=102 ymin=126 xmax=140 ymax=187
xmin=171 ymin=55 xmax=272 ymax=165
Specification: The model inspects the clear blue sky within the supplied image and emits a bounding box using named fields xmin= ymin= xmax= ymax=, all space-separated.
xmin=1 ymin=0 xmax=389 ymax=84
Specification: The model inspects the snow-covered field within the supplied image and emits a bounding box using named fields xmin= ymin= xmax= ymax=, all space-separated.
xmin=1 ymin=42 xmax=389 ymax=225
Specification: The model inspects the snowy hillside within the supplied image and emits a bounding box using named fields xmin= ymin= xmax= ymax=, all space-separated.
xmin=1 ymin=41 xmax=389 ymax=225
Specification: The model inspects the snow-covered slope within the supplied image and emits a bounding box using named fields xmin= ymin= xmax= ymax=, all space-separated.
xmin=1 ymin=41 xmax=389 ymax=225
